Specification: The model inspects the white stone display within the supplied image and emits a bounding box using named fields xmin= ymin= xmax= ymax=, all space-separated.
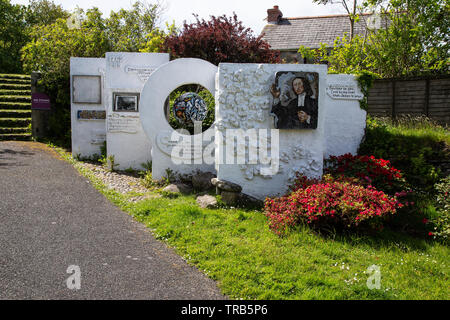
xmin=70 ymin=57 xmax=106 ymax=158
xmin=105 ymin=52 xmax=169 ymax=170
xmin=71 ymin=54 xmax=367 ymax=200
xmin=324 ymin=74 xmax=367 ymax=158
xmin=140 ymin=58 xmax=217 ymax=179
xmin=215 ymin=63 xmax=328 ymax=200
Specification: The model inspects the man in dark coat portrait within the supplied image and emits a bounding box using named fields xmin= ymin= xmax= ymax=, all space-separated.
xmin=270 ymin=76 xmax=318 ymax=129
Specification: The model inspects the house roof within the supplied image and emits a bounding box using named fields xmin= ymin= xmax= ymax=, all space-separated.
xmin=261 ymin=13 xmax=372 ymax=50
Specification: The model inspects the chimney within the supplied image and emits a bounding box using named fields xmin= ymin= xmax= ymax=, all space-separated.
xmin=267 ymin=5 xmax=283 ymax=24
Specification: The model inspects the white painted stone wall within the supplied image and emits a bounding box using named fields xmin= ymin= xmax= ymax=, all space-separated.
xmin=105 ymin=52 xmax=169 ymax=170
xmin=324 ymin=74 xmax=367 ymax=158
xmin=140 ymin=58 xmax=217 ymax=180
xmin=70 ymin=57 xmax=106 ymax=158
xmin=215 ymin=63 xmax=328 ymax=200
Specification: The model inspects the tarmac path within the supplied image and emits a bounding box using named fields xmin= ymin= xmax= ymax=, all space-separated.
xmin=0 ymin=141 xmax=224 ymax=300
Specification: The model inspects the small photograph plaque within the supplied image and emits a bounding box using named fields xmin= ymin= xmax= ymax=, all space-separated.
xmin=113 ymin=92 xmax=139 ymax=112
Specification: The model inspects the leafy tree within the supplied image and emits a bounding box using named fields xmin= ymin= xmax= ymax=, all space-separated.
xmin=300 ymin=0 xmax=449 ymax=77
xmin=24 ymin=0 xmax=69 ymax=27
xmin=0 ymin=0 xmax=27 ymax=73
xmin=162 ymin=13 xmax=280 ymax=65
xmin=106 ymin=1 xmax=164 ymax=52
xmin=140 ymin=21 xmax=177 ymax=53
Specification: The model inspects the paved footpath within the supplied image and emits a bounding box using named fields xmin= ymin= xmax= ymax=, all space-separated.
xmin=0 ymin=141 xmax=224 ymax=299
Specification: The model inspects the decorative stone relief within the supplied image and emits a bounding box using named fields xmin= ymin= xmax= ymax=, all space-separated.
xmin=217 ymin=64 xmax=273 ymax=132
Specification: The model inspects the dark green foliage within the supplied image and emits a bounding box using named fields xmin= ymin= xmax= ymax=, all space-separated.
xmin=429 ymin=176 xmax=450 ymax=241
xmin=300 ymin=0 xmax=449 ymax=78
xmin=24 ymin=0 xmax=69 ymax=27
xmin=358 ymin=116 xmax=449 ymax=238
xmin=359 ymin=117 xmax=449 ymax=194
xmin=0 ymin=0 xmax=28 ymax=73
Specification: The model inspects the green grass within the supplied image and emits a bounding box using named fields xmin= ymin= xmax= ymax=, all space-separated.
xmin=374 ymin=115 xmax=449 ymax=145
xmin=51 ymin=145 xmax=450 ymax=300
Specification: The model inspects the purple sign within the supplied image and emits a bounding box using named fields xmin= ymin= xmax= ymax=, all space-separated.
xmin=32 ymin=92 xmax=51 ymax=110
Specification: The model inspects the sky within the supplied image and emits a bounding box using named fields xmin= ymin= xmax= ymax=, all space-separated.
xmin=10 ymin=0 xmax=344 ymax=34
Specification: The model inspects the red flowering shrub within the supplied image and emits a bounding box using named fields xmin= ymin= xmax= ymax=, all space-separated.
xmin=325 ymin=153 xmax=407 ymax=195
xmin=264 ymin=175 xmax=404 ymax=235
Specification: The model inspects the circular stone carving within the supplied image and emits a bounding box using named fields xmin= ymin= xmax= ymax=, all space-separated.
xmin=173 ymin=92 xmax=208 ymax=126
xmin=140 ymin=58 xmax=217 ymax=144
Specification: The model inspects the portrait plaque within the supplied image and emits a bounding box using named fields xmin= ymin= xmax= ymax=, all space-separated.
xmin=270 ymin=72 xmax=319 ymax=129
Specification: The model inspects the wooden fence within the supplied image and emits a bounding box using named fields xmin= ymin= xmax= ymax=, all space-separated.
xmin=367 ymin=75 xmax=450 ymax=125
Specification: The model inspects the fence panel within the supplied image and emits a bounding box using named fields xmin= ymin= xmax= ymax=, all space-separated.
xmin=367 ymin=75 xmax=450 ymax=125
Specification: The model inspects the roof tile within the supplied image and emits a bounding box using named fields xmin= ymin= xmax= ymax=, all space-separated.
xmin=261 ymin=14 xmax=370 ymax=50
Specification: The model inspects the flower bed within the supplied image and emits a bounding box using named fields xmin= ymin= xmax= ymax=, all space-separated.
xmin=265 ymin=154 xmax=412 ymax=235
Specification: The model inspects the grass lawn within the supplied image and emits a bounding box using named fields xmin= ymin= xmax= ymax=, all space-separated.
xmin=53 ymin=146 xmax=449 ymax=300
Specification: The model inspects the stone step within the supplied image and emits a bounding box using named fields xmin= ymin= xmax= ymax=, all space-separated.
xmin=0 ymin=78 xmax=31 ymax=85
xmin=0 ymin=95 xmax=31 ymax=103
xmin=0 ymin=133 xmax=32 ymax=141
xmin=0 ymin=127 xmax=29 ymax=134
xmin=0 ymin=102 xmax=31 ymax=110
xmin=0 ymin=83 xmax=31 ymax=90
xmin=0 ymin=73 xmax=31 ymax=80
xmin=0 ymin=89 xmax=31 ymax=96
xmin=0 ymin=118 xmax=31 ymax=128
xmin=0 ymin=109 xmax=32 ymax=118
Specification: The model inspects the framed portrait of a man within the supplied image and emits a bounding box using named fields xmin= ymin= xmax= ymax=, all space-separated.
xmin=113 ymin=92 xmax=140 ymax=112
xmin=270 ymin=71 xmax=319 ymax=129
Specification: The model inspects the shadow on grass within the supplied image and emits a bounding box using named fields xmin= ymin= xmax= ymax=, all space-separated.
xmin=305 ymin=224 xmax=432 ymax=252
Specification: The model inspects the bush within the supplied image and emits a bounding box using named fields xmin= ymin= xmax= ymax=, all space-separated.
xmin=359 ymin=116 xmax=448 ymax=193
xmin=264 ymin=175 xmax=404 ymax=235
xmin=324 ymin=153 xmax=408 ymax=195
xmin=428 ymin=176 xmax=450 ymax=241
